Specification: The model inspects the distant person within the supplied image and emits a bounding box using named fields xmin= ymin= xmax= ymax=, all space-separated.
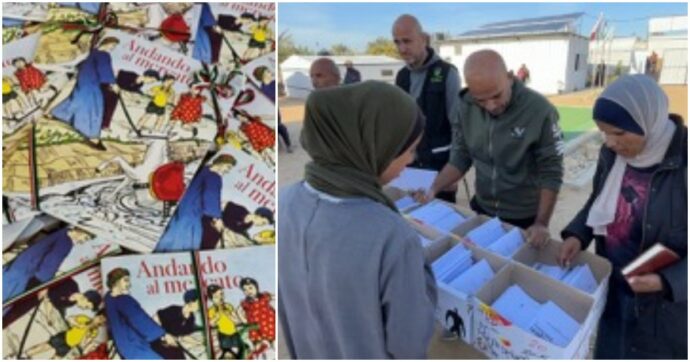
xmin=559 ymin=75 xmax=687 ymax=359
xmin=393 ymin=14 xmax=461 ymax=202
xmin=279 ymin=81 xmax=436 ymax=358
xmin=420 ymin=49 xmax=564 ymax=246
xmin=343 ymin=60 xmax=362 ymax=84
xmin=309 ymin=57 xmax=340 ymax=90
xmin=278 ymin=111 xmax=293 ymax=153
xmin=644 ymin=52 xmax=657 ymax=76
xmin=594 ymin=63 xmax=606 ymax=87
xmin=516 ymin=63 xmax=530 ymax=83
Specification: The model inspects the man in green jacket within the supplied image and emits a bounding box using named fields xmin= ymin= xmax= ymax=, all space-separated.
xmin=424 ymin=50 xmax=564 ymax=245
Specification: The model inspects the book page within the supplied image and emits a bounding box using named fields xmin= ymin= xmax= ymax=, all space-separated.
xmin=486 ymin=228 xmax=524 ymax=258
xmin=448 ymin=259 xmax=495 ymax=295
xmin=466 ymin=218 xmax=506 ymax=248
xmin=491 ymin=284 xmax=540 ymax=331
xmin=528 ymin=301 xmax=580 ymax=348
xmin=389 ymin=167 xmax=438 ymax=191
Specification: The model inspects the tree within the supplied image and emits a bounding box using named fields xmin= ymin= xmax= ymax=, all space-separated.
xmin=365 ymin=37 xmax=400 ymax=59
xmin=278 ymin=33 xmax=314 ymax=63
xmin=330 ymin=43 xmax=354 ymax=56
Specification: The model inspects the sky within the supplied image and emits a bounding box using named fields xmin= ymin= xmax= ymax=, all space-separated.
xmin=278 ymin=2 xmax=688 ymax=52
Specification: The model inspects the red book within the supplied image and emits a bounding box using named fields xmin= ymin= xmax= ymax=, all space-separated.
xmin=622 ymin=243 xmax=680 ymax=277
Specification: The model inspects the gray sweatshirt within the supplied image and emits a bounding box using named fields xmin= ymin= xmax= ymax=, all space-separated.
xmin=278 ymin=182 xmax=437 ymax=359
xmin=407 ymin=49 xmax=462 ymax=123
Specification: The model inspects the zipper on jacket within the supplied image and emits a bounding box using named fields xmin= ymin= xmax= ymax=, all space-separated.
xmin=488 ymin=118 xmax=499 ymax=217
xmin=635 ymin=163 xmax=675 ymax=318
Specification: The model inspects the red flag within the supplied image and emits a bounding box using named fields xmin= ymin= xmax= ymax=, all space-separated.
xmin=590 ymin=13 xmax=604 ymax=40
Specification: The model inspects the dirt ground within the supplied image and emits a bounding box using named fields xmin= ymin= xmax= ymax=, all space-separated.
xmin=281 ymin=85 xmax=687 ymax=123
xmin=275 ymin=84 xmax=687 ymax=359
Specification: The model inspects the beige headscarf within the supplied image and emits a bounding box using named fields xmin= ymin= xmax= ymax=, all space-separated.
xmin=586 ymin=75 xmax=677 ymax=235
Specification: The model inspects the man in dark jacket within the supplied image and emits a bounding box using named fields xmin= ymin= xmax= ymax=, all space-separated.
xmin=393 ymin=14 xmax=461 ymax=203
xmin=343 ymin=61 xmax=361 ymax=84
xmin=425 ymin=50 xmax=563 ymax=246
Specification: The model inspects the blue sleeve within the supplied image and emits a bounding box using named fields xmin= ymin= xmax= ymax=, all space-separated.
xmin=121 ymin=295 xmax=166 ymax=342
xmin=96 ymin=51 xmax=116 ymax=85
xmin=202 ymin=172 xmax=223 ymax=219
xmin=34 ymin=230 xmax=73 ymax=282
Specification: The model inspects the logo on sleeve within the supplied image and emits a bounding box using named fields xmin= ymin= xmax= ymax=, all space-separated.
xmin=552 ymin=121 xmax=565 ymax=155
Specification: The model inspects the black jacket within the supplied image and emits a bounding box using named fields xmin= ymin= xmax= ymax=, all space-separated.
xmin=562 ymin=115 xmax=687 ymax=358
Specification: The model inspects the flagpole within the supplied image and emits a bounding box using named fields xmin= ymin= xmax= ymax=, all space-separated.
xmin=603 ymin=25 xmax=615 ymax=87
xmin=589 ymin=13 xmax=604 ymax=89
xmin=599 ymin=20 xmax=606 ymax=88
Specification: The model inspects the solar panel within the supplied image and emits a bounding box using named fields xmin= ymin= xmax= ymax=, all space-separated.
xmin=460 ymin=21 xmax=574 ymax=38
xmin=481 ymin=12 xmax=584 ymax=29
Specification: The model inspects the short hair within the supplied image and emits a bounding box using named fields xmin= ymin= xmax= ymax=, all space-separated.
xmin=11 ymin=57 xmax=27 ymax=66
xmin=83 ymin=290 xmax=102 ymax=311
xmin=106 ymin=268 xmax=130 ymax=289
xmin=211 ymin=154 xmax=237 ymax=167
xmin=143 ymin=69 xmax=160 ymax=80
xmin=183 ymin=289 xmax=198 ymax=304
xmin=162 ymin=74 xmax=176 ymax=82
xmin=253 ymin=66 xmax=269 ymax=81
xmin=240 ymin=12 xmax=256 ymax=20
xmin=239 ymin=277 xmax=259 ymax=290
xmin=207 ymin=284 xmax=222 ymax=298
xmin=98 ymin=37 xmax=120 ymax=48
xmin=258 ymin=15 xmax=270 ymax=22
xmin=254 ymin=207 xmax=274 ymax=224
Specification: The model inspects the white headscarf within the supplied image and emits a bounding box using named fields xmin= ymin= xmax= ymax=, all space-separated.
xmin=586 ymin=75 xmax=677 ymax=236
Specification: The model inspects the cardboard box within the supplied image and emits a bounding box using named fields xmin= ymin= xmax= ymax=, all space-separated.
xmin=404 ymin=200 xmax=475 ymax=236
xmin=449 ymin=215 xmax=528 ymax=257
xmin=428 ymin=238 xmax=510 ymax=345
xmin=473 ymin=263 xmax=598 ymax=359
xmin=512 ymin=239 xmax=612 ymax=321
xmin=407 ymin=220 xmax=455 ymax=264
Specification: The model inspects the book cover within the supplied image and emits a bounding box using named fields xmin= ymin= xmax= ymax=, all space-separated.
xmin=3 ymin=265 xmax=108 ymax=359
xmin=99 ymin=245 xmax=275 ymax=359
xmin=4 ymin=29 xmax=223 ymax=253
xmin=154 ymin=145 xmax=275 ymax=252
xmin=2 ymin=32 xmax=70 ymax=133
xmin=101 ymin=253 xmax=209 ymax=359
xmin=200 ymin=246 xmax=275 ymax=359
xmin=193 ymin=3 xmax=275 ymax=66
xmin=242 ymin=53 xmax=276 ymax=103
xmin=3 ymin=216 xmax=120 ymax=305
xmin=622 ymin=243 xmax=680 ymax=278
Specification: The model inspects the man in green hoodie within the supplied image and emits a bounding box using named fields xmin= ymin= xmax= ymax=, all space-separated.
xmin=424 ymin=50 xmax=564 ymax=246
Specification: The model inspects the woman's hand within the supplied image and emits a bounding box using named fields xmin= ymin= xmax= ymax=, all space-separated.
xmin=410 ymin=187 xmax=435 ymax=204
xmin=627 ymin=273 xmax=664 ymax=293
xmin=558 ymin=236 xmax=582 ymax=267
